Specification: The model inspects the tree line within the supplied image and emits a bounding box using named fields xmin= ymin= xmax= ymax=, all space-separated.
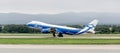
xmin=0 ymin=24 xmax=120 ymax=34
xmin=0 ymin=25 xmax=41 ymax=33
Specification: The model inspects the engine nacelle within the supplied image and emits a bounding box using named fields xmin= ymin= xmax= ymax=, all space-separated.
xmin=41 ymin=29 xmax=50 ymax=33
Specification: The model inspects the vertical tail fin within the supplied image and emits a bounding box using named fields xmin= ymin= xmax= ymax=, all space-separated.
xmin=87 ymin=19 xmax=99 ymax=33
xmin=89 ymin=19 xmax=99 ymax=27
xmin=76 ymin=19 xmax=99 ymax=34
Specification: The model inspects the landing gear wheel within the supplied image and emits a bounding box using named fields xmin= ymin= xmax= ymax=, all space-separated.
xmin=50 ymin=27 xmax=56 ymax=37
xmin=58 ymin=33 xmax=63 ymax=37
xmin=52 ymin=32 xmax=56 ymax=37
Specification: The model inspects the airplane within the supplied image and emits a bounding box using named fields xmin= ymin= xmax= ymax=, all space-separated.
xmin=27 ymin=19 xmax=99 ymax=37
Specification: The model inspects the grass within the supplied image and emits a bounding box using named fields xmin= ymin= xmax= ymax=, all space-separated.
xmin=0 ymin=38 xmax=120 ymax=44
xmin=0 ymin=33 xmax=119 ymax=44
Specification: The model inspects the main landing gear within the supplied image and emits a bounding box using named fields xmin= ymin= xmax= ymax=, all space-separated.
xmin=57 ymin=33 xmax=63 ymax=37
xmin=50 ymin=27 xmax=63 ymax=37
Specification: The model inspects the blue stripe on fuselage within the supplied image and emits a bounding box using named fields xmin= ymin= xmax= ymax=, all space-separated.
xmin=56 ymin=28 xmax=80 ymax=35
xmin=27 ymin=24 xmax=81 ymax=35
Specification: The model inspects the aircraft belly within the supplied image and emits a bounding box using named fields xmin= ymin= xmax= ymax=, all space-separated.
xmin=58 ymin=29 xmax=79 ymax=35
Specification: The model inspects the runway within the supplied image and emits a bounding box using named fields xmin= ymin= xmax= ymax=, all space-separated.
xmin=0 ymin=36 xmax=120 ymax=39
xmin=0 ymin=45 xmax=120 ymax=53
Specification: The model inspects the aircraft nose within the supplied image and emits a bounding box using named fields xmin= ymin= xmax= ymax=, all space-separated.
xmin=26 ymin=22 xmax=30 ymax=26
xmin=26 ymin=22 xmax=33 ymax=27
xmin=26 ymin=22 xmax=36 ymax=28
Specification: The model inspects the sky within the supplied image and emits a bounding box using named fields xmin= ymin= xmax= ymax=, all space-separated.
xmin=0 ymin=0 xmax=120 ymax=14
